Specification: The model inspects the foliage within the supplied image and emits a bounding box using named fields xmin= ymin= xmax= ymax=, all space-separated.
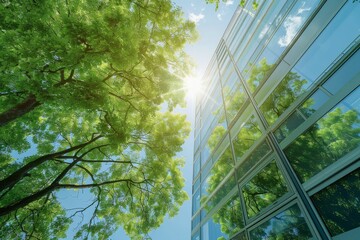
xmin=312 ymin=168 xmax=360 ymax=236
xmin=205 ymin=0 xmax=259 ymax=11
xmin=285 ymin=107 xmax=360 ymax=183
xmin=0 ymin=0 xmax=196 ymax=239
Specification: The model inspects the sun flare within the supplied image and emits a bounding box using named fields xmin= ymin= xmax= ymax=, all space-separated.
xmin=183 ymin=74 xmax=203 ymax=99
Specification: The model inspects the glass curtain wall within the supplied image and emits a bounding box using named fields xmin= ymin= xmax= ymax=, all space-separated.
xmin=192 ymin=1 xmax=360 ymax=240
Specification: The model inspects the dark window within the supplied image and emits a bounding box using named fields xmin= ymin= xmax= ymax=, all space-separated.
xmin=312 ymin=167 xmax=360 ymax=236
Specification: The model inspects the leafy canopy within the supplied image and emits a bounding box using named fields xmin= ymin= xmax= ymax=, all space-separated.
xmin=0 ymin=0 xmax=197 ymax=239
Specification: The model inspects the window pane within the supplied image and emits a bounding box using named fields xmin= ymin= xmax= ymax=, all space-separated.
xmin=193 ymin=189 xmax=200 ymax=215
xmin=201 ymin=218 xmax=227 ymax=240
xmin=204 ymin=175 xmax=236 ymax=214
xmin=213 ymin=194 xmax=245 ymax=238
xmin=205 ymin=112 xmax=228 ymax=155
xmin=257 ymin=0 xmax=320 ymax=63
xmin=237 ymin=140 xmax=272 ymax=180
xmin=260 ymin=70 xmax=307 ymax=125
xmin=247 ymin=0 xmax=320 ymax=92
xmin=322 ymin=48 xmax=360 ymax=95
xmin=274 ymin=110 xmax=306 ymax=142
xmin=249 ymin=204 xmax=313 ymax=239
xmin=260 ymin=1 xmax=360 ymax=126
xmin=193 ymin=177 xmax=200 ymax=192
xmin=292 ymin=1 xmax=360 ymax=86
xmin=233 ymin=115 xmax=262 ymax=161
xmin=300 ymin=89 xmax=329 ymax=118
xmin=222 ymin=71 xmax=247 ymax=122
xmin=194 ymin=155 xmax=200 ymax=178
xmin=284 ymin=87 xmax=360 ymax=183
xmin=311 ymin=167 xmax=360 ymax=237
xmin=236 ymin=1 xmax=287 ymax=72
xmin=242 ymin=161 xmax=289 ymax=218
xmin=202 ymin=146 xmax=234 ymax=198
xmin=192 ymin=231 xmax=200 ymax=240
xmin=192 ymin=213 xmax=201 ymax=230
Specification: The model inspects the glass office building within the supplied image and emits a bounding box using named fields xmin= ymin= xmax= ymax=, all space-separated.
xmin=191 ymin=1 xmax=360 ymax=239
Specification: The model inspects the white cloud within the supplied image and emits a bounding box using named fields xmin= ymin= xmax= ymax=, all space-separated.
xmin=189 ymin=12 xmax=205 ymax=24
xmin=217 ymin=13 xmax=223 ymax=21
xmin=191 ymin=3 xmax=195 ymax=7
xmin=225 ymin=0 xmax=234 ymax=5
xmin=278 ymin=15 xmax=303 ymax=47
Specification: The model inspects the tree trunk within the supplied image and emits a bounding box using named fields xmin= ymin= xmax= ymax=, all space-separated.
xmin=0 ymin=94 xmax=41 ymax=127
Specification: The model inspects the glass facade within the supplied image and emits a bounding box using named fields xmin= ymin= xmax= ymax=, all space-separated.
xmin=192 ymin=1 xmax=360 ymax=240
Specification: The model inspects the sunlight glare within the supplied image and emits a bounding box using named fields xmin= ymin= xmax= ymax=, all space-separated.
xmin=183 ymin=73 xmax=203 ymax=100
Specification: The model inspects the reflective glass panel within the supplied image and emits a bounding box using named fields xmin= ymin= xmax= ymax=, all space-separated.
xmin=260 ymin=70 xmax=307 ymax=126
xmin=236 ymin=1 xmax=287 ymax=72
xmin=193 ymin=189 xmax=200 ymax=215
xmin=292 ymin=1 xmax=360 ymax=86
xmin=212 ymin=194 xmax=245 ymax=238
xmin=246 ymin=0 xmax=320 ymax=92
xmin=205 ymin=112 xmax=228 ymax=157
xmin=237 ymin=140 xmax=272 ymax=180
xmin=242 ymin=161 xmax=289 ymax=218
xmin=274 ymin=110 xmax=306 ymax=142
xmin=202 ymin=146 xmax=234 ymax=199
xmin=201 ymin=218 xmax=227 ymax=240
xmin=300 ymin=89 xmax=329 ymax=118
xmin=195 ymin=134 xmax=200 ymax=152
xmin=311 ymin=167 xmax=360 ymax=237
xmin=194 ymin=177 xmax=200 ymax=193
xmin=260 ymin=1 xmax=360 ymax=126
xmin=233 ymin=115 xmax=262 ymax=161
xmin=322 ymin=48 xmax=360 ymax=95
xmin=194 ymin=155 xmax=200 ymax=178
xmin=192 ymin=213 xmax=201 ymax=230
xmin=192 ymin=231 xmax=200 ymax=240
xmin=249 ymin=204 xmax=313 ymax=239
xmin=257 ymin=0 xmax=320 ymax=62
xmin=284 ymin=87 xmax=360 ymax=183
xmin=204 ymin=175 xmax=236 ymax=214
xmin=222 ymin=71 xmax=248 ymax=122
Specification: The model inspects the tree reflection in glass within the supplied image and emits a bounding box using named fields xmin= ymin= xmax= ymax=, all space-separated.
xmin=212 ymin=194 xmax=245 ymax=239
xmin=222 ymin=71 xmax=247 ymax=122
xmin=206 ymin=147 xmax=234 ymax=197
xmin=312 ymin=167 xmax=360 ymax=237
xmin=284 ymin=88 xmax=360 ymax=183
xmin=203 ymin=175 xmax=236 ymax=217
xmin=237 ymin=140 xmax=272 ymax=181
xmin=242 ymin=161 xmax=289 ymax=218
xmin=233 ymin=115 xmax=262 ymax=162
xmin=246 ymin=58 xmax=274 ymax=93
xmin=260 ymin=68 xmax=308 ymax=126
xmin=250 ymin=204 xmax=313 ymax=239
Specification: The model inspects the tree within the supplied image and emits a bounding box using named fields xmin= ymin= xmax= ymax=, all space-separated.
xmin=205 ymin=0 xmax=259 ymax=11
xmin=0 ymin=0 xmax=196 ymax=239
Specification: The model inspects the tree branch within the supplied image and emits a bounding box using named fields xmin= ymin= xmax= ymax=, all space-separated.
xmin=0 ymin=135 xmax=103 ymax=193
